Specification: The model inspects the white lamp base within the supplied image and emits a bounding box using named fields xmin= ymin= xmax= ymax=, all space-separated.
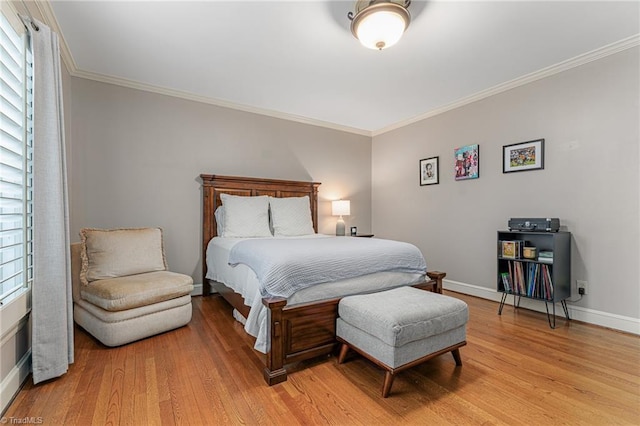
xmin=336 ymin=216 xmax=346 ymax=236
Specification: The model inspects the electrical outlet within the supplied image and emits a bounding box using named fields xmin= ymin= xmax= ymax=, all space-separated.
xmin=577 ymin=280 xmax=588 ymax=295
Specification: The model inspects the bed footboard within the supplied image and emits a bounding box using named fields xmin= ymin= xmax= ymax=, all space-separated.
xmin=262 ymin=271 xmax=446 ymax=385
xmin=426 ymin=270 xmax=446 ymax=293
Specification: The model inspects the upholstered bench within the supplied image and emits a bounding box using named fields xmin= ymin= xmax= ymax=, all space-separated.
xmin=336 ymin=286 xmax=468 ymax=397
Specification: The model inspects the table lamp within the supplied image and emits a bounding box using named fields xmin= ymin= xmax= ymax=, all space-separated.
xmin=332 ymin=200 xmax=350 ymax=236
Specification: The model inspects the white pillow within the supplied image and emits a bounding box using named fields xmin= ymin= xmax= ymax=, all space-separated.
xmin=220 ymin=194 xmax=272 ymax=238
xmin=269 ymin=196 xmax=315 ymax=236
xmin=214 ymin=206 xmax=224 ymax=236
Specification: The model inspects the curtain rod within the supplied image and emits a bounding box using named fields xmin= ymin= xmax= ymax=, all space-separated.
xmin=20 ymin=0 xmax=40 ymax=31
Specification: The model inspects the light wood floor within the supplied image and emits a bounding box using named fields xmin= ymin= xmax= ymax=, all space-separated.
xmin=4 ymin=292 xmax=640 ymax=425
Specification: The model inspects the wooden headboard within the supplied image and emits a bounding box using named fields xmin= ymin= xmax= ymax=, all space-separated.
xmin=200 ymin=174 xmax=321 ymax=286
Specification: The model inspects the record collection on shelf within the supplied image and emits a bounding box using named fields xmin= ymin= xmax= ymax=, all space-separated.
xmin=500 ymin=261 xmax=554 ymax=300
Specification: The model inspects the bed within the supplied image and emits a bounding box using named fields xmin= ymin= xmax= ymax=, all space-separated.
xmin=201 ymin=174 xmax=446 ymax=385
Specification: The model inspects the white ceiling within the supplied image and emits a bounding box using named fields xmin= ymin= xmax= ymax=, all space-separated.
xmin=47 ymin=1 xmax=639 ymax=135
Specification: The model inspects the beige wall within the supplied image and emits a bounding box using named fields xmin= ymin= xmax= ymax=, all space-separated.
xmin=372 ymin=47 xmax=640 ymax=322
xmin=67 ymin=47 xmax=639 ymax=329
xmin=67 ymin=78 xmax=372 ymax=284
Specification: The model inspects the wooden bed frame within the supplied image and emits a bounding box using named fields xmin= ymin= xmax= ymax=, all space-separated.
xmin=200 ymin=174 xmax=446 ymax=385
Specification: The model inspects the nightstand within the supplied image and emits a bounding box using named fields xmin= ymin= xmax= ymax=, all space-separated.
xmin=351 ymin=234 xmax=374 ymax=238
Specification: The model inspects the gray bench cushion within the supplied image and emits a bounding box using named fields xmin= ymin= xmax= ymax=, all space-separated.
xmin=337 ymin=319 xmax=466 ymax=368
xmin=338 ymin=286 xmax=469 ymax=347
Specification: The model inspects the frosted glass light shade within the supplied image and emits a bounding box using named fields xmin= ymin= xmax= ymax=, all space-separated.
xmin=350 ymin=2 xmax=410 ymax=50
xmin=356 ymin=11 xmax=406 ymax=50
xmin=332 ymin=200 xmax=351 ymax=216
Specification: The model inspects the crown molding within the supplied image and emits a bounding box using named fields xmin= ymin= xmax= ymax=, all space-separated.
xmin=70 ymin=33 xmax=639 ymax=139
xmin=28 ymin=0 xmax=639 ymax=139
xmin=71 ymin=68 xmax=372 ymax=137
xmin=30 ymin=1 xmax=370 ymax=136
xmin=372 ymin=34 xmax=640 ymax=136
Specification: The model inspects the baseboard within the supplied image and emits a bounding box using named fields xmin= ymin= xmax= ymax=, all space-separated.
xmin=192 ymin=279 xmax=639 ymax=334
xmin=191 ymin=283 xmax=215 ymax=297
xmin=444 ymin=279 xmax=640 ymax=335
xmin=0 ymin=350 xmax=31 ymax=415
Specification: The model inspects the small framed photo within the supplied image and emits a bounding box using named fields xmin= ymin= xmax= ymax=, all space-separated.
xmin=501 ymin=241 xmax=517 ymax=259
xmin=350 ymin=226 xmax=357 ymax=236
xmin=503 ymin=139 xmax=544 ymax=173
xmin=419 ymin=156 xmax=439 ymax=186
xmin=454 ymin=144 xmax=479 ymax=180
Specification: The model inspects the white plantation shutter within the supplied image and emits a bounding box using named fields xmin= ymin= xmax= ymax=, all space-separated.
xmin=0 ymin=13 xmax=33 ymax=303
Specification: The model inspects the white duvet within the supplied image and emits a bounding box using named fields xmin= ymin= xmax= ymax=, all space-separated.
xmin=229 ymin=234 xmax=427 ymax=298
xmin=206 ymin=235 xmax=427 ymax=352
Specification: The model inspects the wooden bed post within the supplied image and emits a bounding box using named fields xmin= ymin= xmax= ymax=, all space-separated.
xmin=263 ymin=297 xmax=288 ymax=385
xmin=426 ymin=271 xmax=446 ymax=294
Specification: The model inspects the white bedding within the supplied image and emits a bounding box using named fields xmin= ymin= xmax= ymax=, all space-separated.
xmin=229 ymin=235 xmax=427 ymax=298
xmin=206 ymin=235 xmax=426 ymax=353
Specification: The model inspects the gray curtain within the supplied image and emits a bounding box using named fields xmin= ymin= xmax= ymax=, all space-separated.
xmin=27 ymin=17 xmax=74 ymax=384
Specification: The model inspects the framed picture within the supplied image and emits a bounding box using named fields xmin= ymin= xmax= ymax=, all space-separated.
xmin=503 ymin=139 xmax=545 ymax=173
xmin=501 ymin=241 xmax=517 ymax=259
xmin=454 ymin=144 xmax=479 ymax=180
xmin=350 ymin=226 xmax=357 ymax=236
xmin=419 ymin=156 xmax=439 ymax=186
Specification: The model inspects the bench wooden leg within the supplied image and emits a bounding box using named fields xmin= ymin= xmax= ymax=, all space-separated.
xmin=337 ymin=343 xmax=349 ymax=364
xmin=382 ymin=371 xmax=395 ymax=398
xmin=451 ymin=348 xmax=462 ymax=366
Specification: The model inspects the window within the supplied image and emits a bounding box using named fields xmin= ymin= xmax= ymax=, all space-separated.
xmin=0 ymin=12 xmax=33 ymax=305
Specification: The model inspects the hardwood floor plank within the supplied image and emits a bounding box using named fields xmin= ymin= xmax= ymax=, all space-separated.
xmin=68 ymin=341 xmax=107 ymax=425
xmin=143 ymin=357 xmax=161 ymax=425
xmin=3 ymin=292 xmax=639 ymax=425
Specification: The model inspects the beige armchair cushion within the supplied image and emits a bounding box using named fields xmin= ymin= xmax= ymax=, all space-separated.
xmin=80 ymin=271 xmax=193 ymax=312
xmin=80 ymin=227 xmax=167 ymax=286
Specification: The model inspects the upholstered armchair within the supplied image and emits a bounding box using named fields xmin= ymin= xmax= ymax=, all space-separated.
xmin=70 ymin=228 xmax=193 ymax=347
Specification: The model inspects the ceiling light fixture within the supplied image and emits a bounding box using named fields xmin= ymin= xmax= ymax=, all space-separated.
xmin=348 ymin=0 xmax=411 ymax=50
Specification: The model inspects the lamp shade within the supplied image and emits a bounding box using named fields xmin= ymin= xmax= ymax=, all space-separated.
xmin=349 ymin=1 xmax=411 ymax=50
xmin=332 ymin=200 xmax=351 ymax=216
